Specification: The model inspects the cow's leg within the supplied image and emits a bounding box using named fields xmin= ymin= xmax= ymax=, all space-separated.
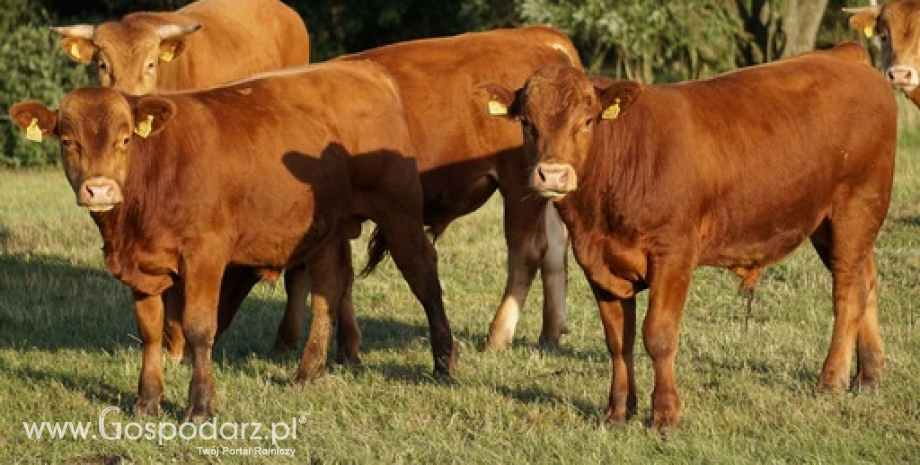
xmin=294 ymin=238 xmax=350 ymax=383
xmin=486 ymin=185 xmax=567 ymax=350
xmin=644 ymin=256 xmax=693 ymax=431
xmin=181 ymin=254 xmax=225 ymax=422
xmin=273 ymin=264 xmax=308 ymax=353
xmin=133 ymin=292 xmax=166 ymax=417
xmin=591 ymin=282 xmax=637 ymax=424
xmin=163 ymin=285 xmax=186 ymax=362
xmin=854 ymin=254 xmax=884 ymax=390
xmin=376 ymin=217 xmax=456 ymax=376
xmin=215 ymin=265 xmax=260 ymax=342
xmin=539 ymin=203 xmax=569 ymax=347
xmin=334 ymin=261 xmax=362 ymax=365
xmin=273 ymin=262 xmax=361 ymax=363
xmin=810 ymin=215 xmax=883 ymax=393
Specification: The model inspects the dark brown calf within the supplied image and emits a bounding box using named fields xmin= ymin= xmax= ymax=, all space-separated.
xmin=10 ymin=61 xmax=455 ymax=421
xmin=486 ymin=42 xmax=896 ymax=429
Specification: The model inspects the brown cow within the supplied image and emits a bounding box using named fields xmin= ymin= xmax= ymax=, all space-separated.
xmin=51 ymin=0 xmax=310 ymax=95
xmin=327 ymin=26 xmax=581 ymax=351
xmin=52 ymin=0 xmax=312 ymax=358
xmin=485 ymin=42 xmax=896 ymax=429
xmin=9 ymin=60 xmax=456 ymax=421
xmin=846 ymin=1 xmax=920 ymax=105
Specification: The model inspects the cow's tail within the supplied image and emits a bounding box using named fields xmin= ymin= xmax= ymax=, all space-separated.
xmin=360 ymin=227 xmax=389 ymax=277
xmin=360 ymin=225 xmax=439 ymax=278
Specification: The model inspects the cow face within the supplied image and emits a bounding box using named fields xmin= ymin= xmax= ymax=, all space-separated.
xmin=485 ymin=65 xmax=640 ymax=201
xmin=52 ymin=22 xmax=201 ymax=95
xmin=9 ymin=89 xmax=174 ymax=212
xmin=846 ymin=1 xmax=920 ymax=103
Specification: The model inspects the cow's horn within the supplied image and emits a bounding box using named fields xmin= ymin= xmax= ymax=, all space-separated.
xmin=841 ymin=6 xmax=881 ymax=14
xmin=155 ymin=24 xmax=202 ymax=40
xmin=50 ymin=25 xmax=96 ymax=39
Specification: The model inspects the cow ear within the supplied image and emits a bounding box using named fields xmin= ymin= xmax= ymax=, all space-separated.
xmin=133 ymin=97 xmax=176 ymax=138
xmin=50 ymin=25 xmax=97 ymax=64
xmin=156 ymin=24 xmax=201 ymax=62
xmin=595 ymin=80 xmax=642 ymax=121
xmin=59 ymin=37 xmax=96 ymax=64
xmin=8 ymin=101 xmax=58 ymax=143
xmin=480 ymin=83 xmax=522 ymax=120
xmin=843 ymin=6 xmax=881 ymax=39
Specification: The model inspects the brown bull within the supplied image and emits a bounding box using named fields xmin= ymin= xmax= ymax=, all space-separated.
xmin=486 ymin=42 xmax=896 ymax=429
xmin=10 ymin=61 xmax=455 ymax=421
xmin=52 ymin=0 xmax=310 ymax=95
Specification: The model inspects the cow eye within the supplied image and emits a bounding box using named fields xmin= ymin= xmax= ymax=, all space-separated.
xmin=584 ymin=118 xmax=593 ymax=129
xmin=146 ymin=61 xmax=155 ymax=72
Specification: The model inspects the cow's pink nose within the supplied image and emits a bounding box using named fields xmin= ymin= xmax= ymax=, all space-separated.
xmin=886 ymin=66 xmax=918 ymax=87
xmin=85 ymin=183 xmax=114 ymax=200
xmin=538 ymin=164 xmax=570 ymax=185
xmin=78 ymin=176 xmax=123 ymax=208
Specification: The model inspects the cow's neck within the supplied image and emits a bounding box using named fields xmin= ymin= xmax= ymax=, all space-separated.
xmin=87 ymin=143 xmax=181 ymax=295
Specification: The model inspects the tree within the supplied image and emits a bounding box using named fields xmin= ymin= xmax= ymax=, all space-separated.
xmin=520 ymin=0 xmax=742 ymax=83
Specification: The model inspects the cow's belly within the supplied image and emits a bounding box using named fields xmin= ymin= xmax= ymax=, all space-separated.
xmin=700 ymin=207 xmax=827 ymax=269
xmin=701 ymin=226 xmax=812 ymax=270
xmin=421 ymin=163 xmax=497 ymax=233
xmin=230 ymin=210 xmax=332 ymax=268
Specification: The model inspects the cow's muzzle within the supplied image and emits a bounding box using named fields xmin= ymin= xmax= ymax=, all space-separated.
xmin=78 ymin=176 xmax=123 ymax=212
xmin=531 ymin=162 xmax=577 ymax=200
xmin=886 ymin=65 xmax=919 ymax=92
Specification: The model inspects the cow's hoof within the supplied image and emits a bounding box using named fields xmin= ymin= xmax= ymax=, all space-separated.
xmin=183 ymin=404 xmax=212 ymax=423
xmin=816 ymin=371 xmax=849 ymax=393
xmin=133 ymin=398 xmax=161 ymax=418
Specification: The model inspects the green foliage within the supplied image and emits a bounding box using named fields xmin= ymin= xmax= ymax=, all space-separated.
xmin=520 ymin=0 xmax=743 ymax=82
xmin=290 ymin=0 xmax=516 ymax=62
xmin=0 ymin=3 xmax=91 ymax=167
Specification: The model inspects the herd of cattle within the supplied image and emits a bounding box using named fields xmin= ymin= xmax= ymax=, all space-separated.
xmin=6 ymin=0 xmax=917 ymax=430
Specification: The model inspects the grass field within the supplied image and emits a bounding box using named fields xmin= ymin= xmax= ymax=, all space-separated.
xmin=1 ymin=105 xmax=919 ymax=464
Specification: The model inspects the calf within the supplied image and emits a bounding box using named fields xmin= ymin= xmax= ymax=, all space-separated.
xmin=486 ymin=42 xmax=896 ymax=429
xmin=52 ymin=0 xmax=313 ymax=358
xmin=10 ymin=61 xmax=455 ymax=421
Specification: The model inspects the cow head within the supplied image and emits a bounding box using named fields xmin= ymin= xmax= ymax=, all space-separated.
xmin=484 ymin=65 xmax=641 ymax=201
xmin=845 ymin=1 xmax=920 ymax=104
xmin=9 ymin=89 xmax=174 ymax=212
xmin=51 ymin=21 xmax=202 ymax=95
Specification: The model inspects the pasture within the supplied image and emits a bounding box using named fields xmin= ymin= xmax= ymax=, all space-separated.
xmin=1 ymin=101 xmax=919 ymax=463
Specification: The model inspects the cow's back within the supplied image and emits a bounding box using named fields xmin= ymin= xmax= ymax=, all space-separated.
xmin=129 ymin=0 xmax=310 ymax=91
xmin=593 ymin=42 xmax=896 ymax=267
xmin=338 ymin=26 xmax=581 ymax=172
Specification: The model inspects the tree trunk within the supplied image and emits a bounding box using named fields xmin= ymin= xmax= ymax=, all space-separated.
xmin=781 ymin=0 xmax=830 ymax=58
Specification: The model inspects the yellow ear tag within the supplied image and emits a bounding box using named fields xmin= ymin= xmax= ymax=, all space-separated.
xmin=488 ymin=99 xmax=508 ymax=116
xmin=601 ymin=101 xmax=621 ymax=120
xmin=864 ymin=26 xmax=874 ymax=39
xmin=26 ymin=119 xmax=43 ymax=142
xmin=134 ymin=114 xmax=154 ymax=138
xmin=70 ymin=42 xmax=82 ymax=60
xmin=160 ymin=46 xmax=175 ymax=62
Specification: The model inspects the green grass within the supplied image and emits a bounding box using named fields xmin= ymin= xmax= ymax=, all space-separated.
xmin=2 ymin=109 xmax=920 ymax=463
